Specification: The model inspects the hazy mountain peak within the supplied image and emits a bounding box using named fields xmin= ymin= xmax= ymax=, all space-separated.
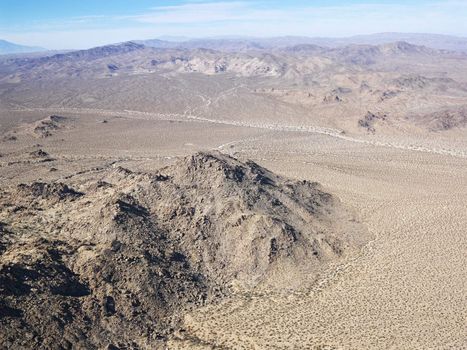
xmin=0 ymin=39 xmax=45 ymax=55
xmin=380 ymin=40 xmax=433 ymax=54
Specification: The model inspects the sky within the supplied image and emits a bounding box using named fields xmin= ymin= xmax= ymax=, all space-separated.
xmin=1 ymin=0 xmax=467 ymax=49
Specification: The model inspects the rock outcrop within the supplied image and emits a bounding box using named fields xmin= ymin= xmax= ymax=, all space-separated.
xmin=0 ymin=152 xmax=366 ymax=349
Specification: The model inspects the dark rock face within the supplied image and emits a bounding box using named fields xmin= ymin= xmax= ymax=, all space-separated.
xmin=0 ymin=240 xmax=92 ymax=349
xmin=17 ymin=182 xmax=83 ymax=201
xmin=29 ymin=149 xmax=49 ymax=158
xmin=358 ymin=111 xmax=388 ymax=133
xmin=0 ymin=152 xmax=366 ymax=349
xmin=107 ymin=64 xmax=119 ymax=72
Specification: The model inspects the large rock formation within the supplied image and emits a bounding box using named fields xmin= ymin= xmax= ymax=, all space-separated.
xmin=0 ymin=152 xmax=366 ymax=349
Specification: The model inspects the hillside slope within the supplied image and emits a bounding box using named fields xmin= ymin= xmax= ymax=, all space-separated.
xmin=0 ymin=152 xmax=367 ymax=349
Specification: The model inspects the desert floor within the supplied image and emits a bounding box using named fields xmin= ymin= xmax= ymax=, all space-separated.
xmin=172 ymin=134 xmax=467 ymax=349
xmin=1 ymin=109 xmax=466 ymax=349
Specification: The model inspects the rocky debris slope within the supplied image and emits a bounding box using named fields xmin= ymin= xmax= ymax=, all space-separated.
xmin=2 ymin=115 xmax=71 ymax=142
xmin=29 ymin=115 xmax=70 ymax=138
xmin=0 ymin=152 xmax=367 ymax=349
xmin=408 ymin=106 xmax=467 ymax=131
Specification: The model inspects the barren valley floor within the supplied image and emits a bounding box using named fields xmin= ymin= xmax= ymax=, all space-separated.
xmin=1 ymin=108 xmax=466 ymax=349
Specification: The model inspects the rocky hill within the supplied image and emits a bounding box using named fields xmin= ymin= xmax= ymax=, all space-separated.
xmin=0 ymin=152 xmax=366 ymax=349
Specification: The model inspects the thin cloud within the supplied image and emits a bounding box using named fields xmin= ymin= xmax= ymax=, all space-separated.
xmin=127 ymin=1 xmax=255 ymax=24
xmin=124 ymin=1 xmax=467 ymax=29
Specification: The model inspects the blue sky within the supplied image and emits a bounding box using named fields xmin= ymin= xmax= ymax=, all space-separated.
xmin=1 ymin=0 xmax=467 ymax=49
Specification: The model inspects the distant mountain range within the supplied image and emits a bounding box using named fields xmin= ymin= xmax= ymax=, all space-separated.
xmin=0 ymin=39 xmax=45 ymax=55
xmin=3 ymin=40 xmax=462 ymax=83
xmin=137 ymin=33 xmax=467 ymax=53
xmin=320 ymin=33 xmax=467 ymax=52
xmin=2 ymin=33 xmax=467 ymax=56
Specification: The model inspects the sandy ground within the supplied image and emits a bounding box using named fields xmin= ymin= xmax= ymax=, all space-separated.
xmin=1 ymin=108 xmax=466 ymax=349
xmin=168 ymin=136 xmax=467 ymax=349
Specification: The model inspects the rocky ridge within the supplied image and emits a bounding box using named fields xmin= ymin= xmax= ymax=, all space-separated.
xmin=0 ymin=152 xmax=366 ymax=349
